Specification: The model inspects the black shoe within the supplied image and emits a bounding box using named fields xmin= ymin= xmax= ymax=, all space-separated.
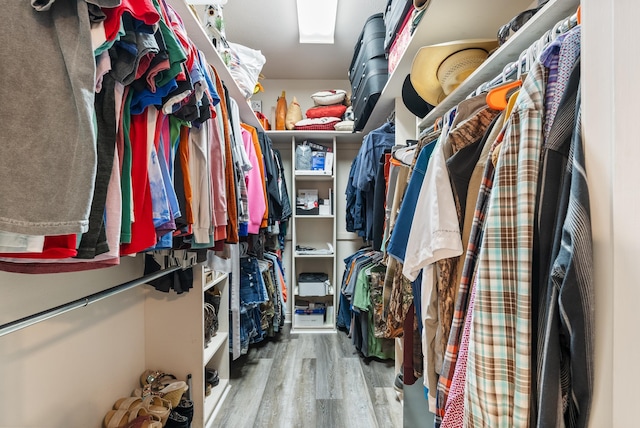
xmin=394 ymin=372 xmax=404 ymax=392
xmin=174 ymin=398 xmax=194 ymax=427
xmin=206 ymin=369 xmax=220 ymax=388
xmin=165 ymin=410 xmax=189 ymax=428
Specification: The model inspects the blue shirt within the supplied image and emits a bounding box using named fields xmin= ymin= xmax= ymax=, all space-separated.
xmin=387 ymin=140 xmax=436 ymax=262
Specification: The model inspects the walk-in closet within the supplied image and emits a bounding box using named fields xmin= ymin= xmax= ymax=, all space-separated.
xmin=0 ymin=0 xmax=634 ymax=427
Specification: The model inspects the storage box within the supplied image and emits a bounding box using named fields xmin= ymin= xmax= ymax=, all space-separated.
xmin=311 ymin=151 xmax=325 ymax=170
xmin=294 ymin=307 xmax=326 ymax=327
xmin=298 ymin=272 xmax=329 ymax=296
xmin=319 ymin=198 xmax=331 ymax=216
xmin=296 ymin=189 xmax=319 ymax=215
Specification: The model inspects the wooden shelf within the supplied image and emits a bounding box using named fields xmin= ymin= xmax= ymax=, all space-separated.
xmin=359 ymin=0 xmax=535 ymax=134
xmin=294 ymin=214 xmax=334 ymax=219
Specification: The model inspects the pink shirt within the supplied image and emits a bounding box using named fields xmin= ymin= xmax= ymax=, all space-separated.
xmin=441 ymin=278 xmax=477 ymax=427
xmin=241 ymin=128 xmax=266 ymax=234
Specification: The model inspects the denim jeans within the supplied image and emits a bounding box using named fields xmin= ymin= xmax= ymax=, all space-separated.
xmin=239 ymin=257 xmax=269 ymax=305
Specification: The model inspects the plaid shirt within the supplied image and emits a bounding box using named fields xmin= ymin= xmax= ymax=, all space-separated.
xmin=465 ymin=62 xmax=548 ymax=427
xmin=436 ymin=128 xmax=505 ymax=426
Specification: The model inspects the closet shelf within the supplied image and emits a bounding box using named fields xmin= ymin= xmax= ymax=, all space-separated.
xmin=295 ymin=170 xmax=333 ymax=177
xmin=204 ymin=332 xmax=229 ymax=365
xmin=168 ymin=0 xmax=263 ymax=131
xmin=203 ymin=378 xmax=230 ymax=422
xmin=291 ymin=323 xmax=336 ymax=333
xmin=294 ymin=253 xmax=335 ymax=258
xmin=359 ymin=0 xmax=534 ymax=135
xmin=267 ymin=130 xmax=363 ymax=145
xmin=204 ymin=272 xmax=228 ymax=292
xmin=418 ymin=0 xmax=580 ymax=129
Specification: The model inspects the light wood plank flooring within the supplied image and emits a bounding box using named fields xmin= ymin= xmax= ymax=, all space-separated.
xmin=212 ymin=327 xmax=402 ymax=428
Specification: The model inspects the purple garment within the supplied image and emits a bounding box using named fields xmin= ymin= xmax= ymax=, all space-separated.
xmin=540 ymin=26 xmax=581 ymax=138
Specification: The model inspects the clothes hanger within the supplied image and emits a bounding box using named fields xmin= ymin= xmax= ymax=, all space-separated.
xmin=486 ymin=58 xmax=524 ymax=110
xmin=577 ymin=5 xmax=581 ymax=25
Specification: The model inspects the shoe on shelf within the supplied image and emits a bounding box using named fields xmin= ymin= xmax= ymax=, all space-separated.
xmin=140 ymin=396 xmax=171 ymax=425
xmin=113 ymin=397 xmax=144 ymax=411
xmin=124 ymin=415 xmax=162 ymax=428
xmin=164 ymin=410 xmax=189 ymax=428
xmin=173 ymin=397 xmax=194 ymax=427
xmin=393 ymin=372 xmax=404 ymax=402
xmin=133 ymin=370 xmax=188 ymax=409
xmin=205 ymin=369 xmax=219 ymax=388
xmin=393 ymin=372 xmax=404 ymax=392
xmin=103 ymin=408 xmax=130 ymax=428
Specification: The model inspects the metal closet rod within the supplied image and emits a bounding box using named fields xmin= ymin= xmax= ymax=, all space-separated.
xmin=0 ymin=265 xmax=182 ymax=338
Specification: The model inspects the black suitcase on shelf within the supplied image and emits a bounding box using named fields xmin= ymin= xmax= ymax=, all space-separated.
xmin=349 ymin=13 xmax=386 ymax=83
xmin=383 ymin=0 xmax=413 ymax=53
xmin=349 ymin=13 xmax=388 ymax=132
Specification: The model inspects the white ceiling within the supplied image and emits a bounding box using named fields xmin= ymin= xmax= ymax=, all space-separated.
xmin=218 ymin=0 xmax=389 ymax=81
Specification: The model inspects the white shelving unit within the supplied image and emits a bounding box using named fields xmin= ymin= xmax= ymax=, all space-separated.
xmin=282 ymin=134 xmax=339 ymax=333
xmin=144 ymin=265 xmax=230 ymax=428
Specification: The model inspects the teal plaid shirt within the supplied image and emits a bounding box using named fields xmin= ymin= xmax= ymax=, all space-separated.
xmin=465 ymin=62 xmax=548 ymax=427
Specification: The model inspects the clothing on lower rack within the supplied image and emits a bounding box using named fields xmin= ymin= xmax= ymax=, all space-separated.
xmin=231 ymin=253 xmax=286 ymax=355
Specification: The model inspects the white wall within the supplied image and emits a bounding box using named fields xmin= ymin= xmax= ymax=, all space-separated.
xmin=0 ymin=257 xmax=146 ymax=428
xmin=583 ymin=0 xmax=640 ymax=426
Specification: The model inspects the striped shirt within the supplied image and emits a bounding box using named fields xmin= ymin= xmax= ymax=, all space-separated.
xmin=537 ymin=63 xmax=593 ymax=428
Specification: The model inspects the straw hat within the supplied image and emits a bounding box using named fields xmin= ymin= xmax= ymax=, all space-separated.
xmin=413 ymin=0 xmax=431 ymax=11
xmin=409 ymin=39 xmax=498 ymax=106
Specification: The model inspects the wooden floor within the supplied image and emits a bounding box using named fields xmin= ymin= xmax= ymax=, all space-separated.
xmin=212 ymin=326 xmax=403 ymax=428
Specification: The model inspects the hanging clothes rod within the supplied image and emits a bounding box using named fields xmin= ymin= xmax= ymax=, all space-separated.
xmin=471 ymin=9 xmax=580 ymax=97
xmin=0 ymin=265 xmax=182 ymax=338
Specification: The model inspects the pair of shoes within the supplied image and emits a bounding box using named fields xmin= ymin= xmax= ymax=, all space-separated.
xmin=173 ymin=397 xmax=194 ymax=427
xmin=134 ymin=370 xmax=189 ymax=409
xmin=393 ymin=372 xmax=404 ymax=392
xmin=393 ymin=372 xmax=404 ymax=402
xmin=205 ymin=369 xmax=219 ymax=396
xmin=103 ymin=396 xmax=166 ymax=428
xmin=164 ymin=410 xmax=189 ymax=428
xmin=125 ymin=415 xmax=162 ymax=428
